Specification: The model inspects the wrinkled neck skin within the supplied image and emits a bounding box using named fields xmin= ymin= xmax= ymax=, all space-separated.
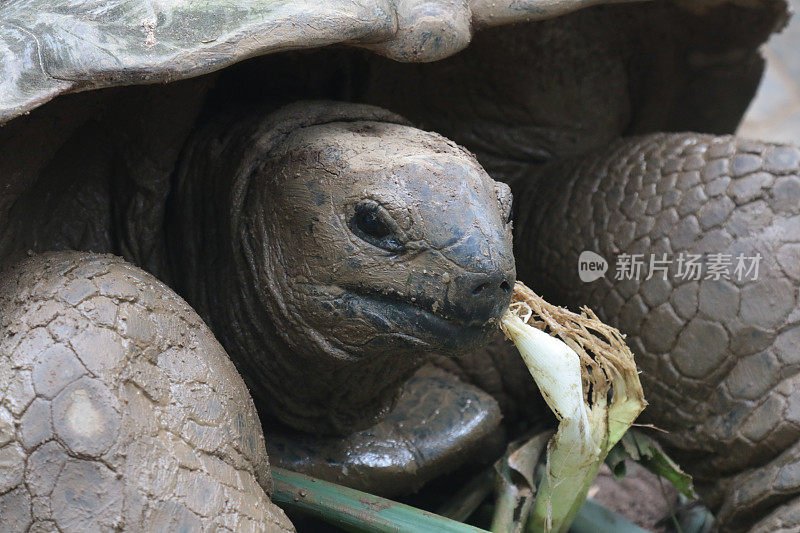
xmin=169 ymin=102 xmax=514 ymax=435
xmin=221 ymin=186 xmax=423 ymax=435
xmin=176 ymin=217 xmax=419 ymax=435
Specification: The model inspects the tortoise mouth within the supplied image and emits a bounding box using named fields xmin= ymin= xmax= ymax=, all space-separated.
xmin=343 ymin=285 xmax=500 ymax=354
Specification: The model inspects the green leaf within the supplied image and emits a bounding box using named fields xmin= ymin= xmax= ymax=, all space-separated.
xmin=612 ymin=429 xmax=697 ymax=499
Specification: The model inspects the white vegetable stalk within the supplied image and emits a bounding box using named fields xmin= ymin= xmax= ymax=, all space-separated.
xmin=500 ymin=282 xmax=647 ymax=533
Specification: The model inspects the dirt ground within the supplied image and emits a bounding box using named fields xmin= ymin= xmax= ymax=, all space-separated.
xmin=589 ymin=461 xmax=680 ymax=532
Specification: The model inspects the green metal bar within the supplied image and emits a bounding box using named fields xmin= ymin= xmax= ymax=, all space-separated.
xmin=271 ymin=467 xmax=490 ymax=533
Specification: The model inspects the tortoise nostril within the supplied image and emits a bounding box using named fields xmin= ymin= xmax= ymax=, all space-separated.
xmin=454 ymin=272 xmax=516 ymax=323
xmin=472 ymin=278 xmax=513 ymax=297
xmin=472 ymin=282 xmax=491 ymax=295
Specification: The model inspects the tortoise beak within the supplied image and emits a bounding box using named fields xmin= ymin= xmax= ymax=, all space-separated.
xmin=429 ymin=222 xmax=516 ymax=328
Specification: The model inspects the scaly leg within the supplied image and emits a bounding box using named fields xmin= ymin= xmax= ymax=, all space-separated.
xmin=0 ymin=252 xmax=292 ymax=532
xmin=513 ymin=134 xmax=800 ymax=531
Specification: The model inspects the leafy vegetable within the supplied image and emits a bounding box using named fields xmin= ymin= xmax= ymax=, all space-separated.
xmin=500 ymin=282 xmax=647 ymax=533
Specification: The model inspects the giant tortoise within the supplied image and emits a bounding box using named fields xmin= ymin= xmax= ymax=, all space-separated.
xmin=0 ymin=0 xmax=798 ymax=531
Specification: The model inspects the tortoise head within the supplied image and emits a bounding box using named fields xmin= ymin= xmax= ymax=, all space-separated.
xmin=260 ymin=119 xmax=515 ymax=358
xmin=171 ymin=101 xmax=514 ymax=433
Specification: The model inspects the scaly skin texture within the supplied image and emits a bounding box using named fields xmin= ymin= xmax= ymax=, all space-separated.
xmin=0 ymin=1 xmax=791 ymax=525
xmin=513 ymin=133 xmax=800 ymax=532
xmin=0 ymin=252 xmax=293 ymax=532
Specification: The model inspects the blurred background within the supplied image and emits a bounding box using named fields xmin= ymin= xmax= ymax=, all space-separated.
xmin=739 ymin=0 xmax=800 ymax=143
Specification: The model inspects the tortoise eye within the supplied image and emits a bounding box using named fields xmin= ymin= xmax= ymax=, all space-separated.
xmin=355 ymin=204 xmax=391 ymax=239
xmin=350 ymin=203 xmax=404 ymax=252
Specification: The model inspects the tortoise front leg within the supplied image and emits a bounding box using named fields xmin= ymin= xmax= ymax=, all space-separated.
xmin=513 ymin=134 xmax=800 ymax=531
xmin=722 ymin=440 xmax=800 ymax=532
xmin=264 ymin=364 xmax=503 ymax=497
xmin=0 ymin=252 xmax=292 ymax=531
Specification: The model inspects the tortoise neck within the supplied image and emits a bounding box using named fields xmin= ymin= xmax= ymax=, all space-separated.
xmin=246 ymin=329 xmax=425 ymax=435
